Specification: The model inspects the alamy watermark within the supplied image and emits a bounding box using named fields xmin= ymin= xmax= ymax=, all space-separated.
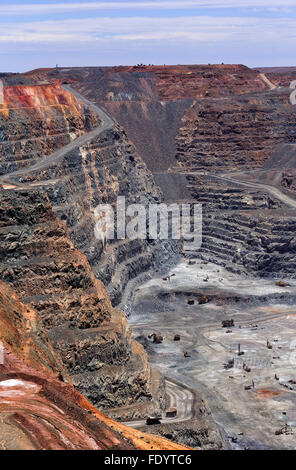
xmin=94 ymin=197 xmax=202 ymax=251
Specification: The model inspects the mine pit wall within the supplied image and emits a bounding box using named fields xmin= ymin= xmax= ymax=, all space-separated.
xmin=167 ymin=87 xmax=296 ymax=279
xmin=183 ymin=174 xmax=296 ymax=279
xmin=0 ymin=84 xmax=100 ymax=175
xmin=0 ymin=81 xmax=182 ymax=418
xmin=63 ymin=69 xmax=296 ymax=283
xmin=175 ymin=90 xmax=296 ymax=173
xmin=0 ymin=190 xmax=166 ymax=420
xmin=67 ymin=64 xmax=270 ymax=177
xmin=0 ymin=281 xmax=187 ymax=450
xmin=101 ymin=100 xmax=192 ymax=173
xmin=257 ymin=68 xmax=296 ymax=88
xmin=5 ymin=66 xmax=296 ymax=422
xmin=18 ymin=123 xmax=180 ymax=307
xmin=62 ymin=64 xmax=268 ymax=103
xmin=0 ymin=113 xmax=181 ymax=419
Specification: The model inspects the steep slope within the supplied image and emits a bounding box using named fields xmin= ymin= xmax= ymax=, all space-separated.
xmin=102 ymin=100 xmax=191 ymax=173
xmin=24 ymin=65 xmax=268 ymax=176
xmin=0 ymin=280 xmax=189 ymax=450
xmin=68 ymin=65 xmax=268 ymax=173
xmin=41 ymin=64 xmax=267 ymax=101
xmin=175 ymin=90 xmax=296 ymax=172
xmin=3 ymin=115 xmax=179 ymax=309
xmin=0 ymin=190 xmax=165 ymax=418
xmin=0 ymin=83 xmax=99 ymax=175
xmin=3 ymin=64 xmax=296 ymax=441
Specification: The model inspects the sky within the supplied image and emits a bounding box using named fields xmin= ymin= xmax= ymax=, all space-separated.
xmin=0 ymin=0 xmax=296 ymax=72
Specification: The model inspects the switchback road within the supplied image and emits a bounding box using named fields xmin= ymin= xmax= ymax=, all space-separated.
xmin=0 ymin=84 xmax=114 ymax=182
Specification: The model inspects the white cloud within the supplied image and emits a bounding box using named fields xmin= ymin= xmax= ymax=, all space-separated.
xmin=0 ymin=1 xmax=296 ymax=16
xmin=0 ymin=15 xmax=295 ymax=45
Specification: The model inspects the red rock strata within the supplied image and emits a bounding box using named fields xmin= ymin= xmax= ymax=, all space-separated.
xmin=0 ymin=280 xmax=190 ymax=450
xmin=0 ymin=83 xmax=99 ymax=175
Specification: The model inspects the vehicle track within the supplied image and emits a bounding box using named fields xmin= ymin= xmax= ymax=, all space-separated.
xmin=123 ymin=379 xmax=194 ymax=428
xmin=0 ymin=85 xmax=196 ymax=431
xmin=210 ymin=174 xmax=296 ymax=210
xmin=0 ymin=84 xmax=114 ymax=183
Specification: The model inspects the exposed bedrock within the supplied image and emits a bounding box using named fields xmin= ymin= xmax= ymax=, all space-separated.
xmin=234 ymin=143 xmax=296 ymax=195
xmin=185 ymin=175 xmax=296 ymax=278
xmin=0 ymin=84 xmax=99 ymax=175
xmin=147 ymin=64 xmax=267 ymax=100
xmin=0 ymin=80 xmax=182 ymax=422
xmin=39 ymin=64 xmax=268 ymax=101
xmin=9 ymin=64 xmax=296 ymax=450
xmin=175 ymin=90 xmax=296 ymax=172
xmin=2 ymin=70 xmax=296 ymax=311
xmin=0 ymin=281 xmax=131 ymax=450
xmin=0 ymin=190 xmax=166 ymax=418
xmin=38 ymin=64 xmax=269 ymax=176
xmin=15 ymin=123 xmax=180 ymax=307
xmin=3 ymin=65 xmax=296 ymax=436
xmin=257 ymin=67 xmax=296 ymax=88
xmin=102 ymin=100 xmax=191 ymax=173
xmin=0 ymin=281 xmax=187 ymax=450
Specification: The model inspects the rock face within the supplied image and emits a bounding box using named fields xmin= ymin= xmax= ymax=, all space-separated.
xmin=184 ymin=173 xmax=296 ymax=278
xmin=3 ymin=63 xmax=296 ymax=449
xmin=1 ymin=66 xmax=296 ymax=314
xmin=0 ymin=190 xmax=165 ymax=417
xmin=21 ymin=65 xmax=296 ymax=181
xmin=0 ymin=76 xmax=181 ymax=423
xmin=102 ymin=100 xmax=191 ymax=173
xmin=1 ymin=65 xmax=296 ymax=343
xmin=15 ymin=120 xmax=179 ymax=307
xmin=0 ymin=78 xmax=180 ymax=309
xmin=24 ymin=65 xmax=268 ymax=177
xmin=69 ymin=64 xmax=266 ymax=101
xmin=256 ymin=67 xmax=296 ymax=88
xmin=175 ymin=91 xmax=296 ymax=172
xmin=143 ymin=64 xmax=266 ymax=100
xmin=0 ymin=83 xmax=99 ymax=174
xmin=248 ymin=143 xmax=296 ymax=194
xmin=0 ymin=280 xmax=189 ymax=450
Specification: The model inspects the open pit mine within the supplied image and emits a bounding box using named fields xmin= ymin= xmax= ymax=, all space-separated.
xmin=1 ymin=64 xmax=296 ymax=450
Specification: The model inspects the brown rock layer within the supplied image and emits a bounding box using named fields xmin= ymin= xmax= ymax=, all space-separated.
xmin=10 ymin=121 xmax=178 ymax=307
xmin=175 ymin=91 xmax=296 ymax=172
xmin=0 ymin=280 xmax=190 ymax=450
xmin=43 ymin=64 xmax=267 ymax=101
xmin=0 ymin=190 xmax=161 ymax=414
xmin=22 ymin=65 xmax=272 ymax=176
xmin=0 ymin=83 xmax=99 ymax=175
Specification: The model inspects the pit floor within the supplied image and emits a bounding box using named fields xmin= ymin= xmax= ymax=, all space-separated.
xmin=129 ymin=260 xmax=296 ymax=449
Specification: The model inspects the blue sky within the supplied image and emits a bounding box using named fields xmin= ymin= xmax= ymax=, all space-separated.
xmin=0 ymin=0 xmax=296 ymax=72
